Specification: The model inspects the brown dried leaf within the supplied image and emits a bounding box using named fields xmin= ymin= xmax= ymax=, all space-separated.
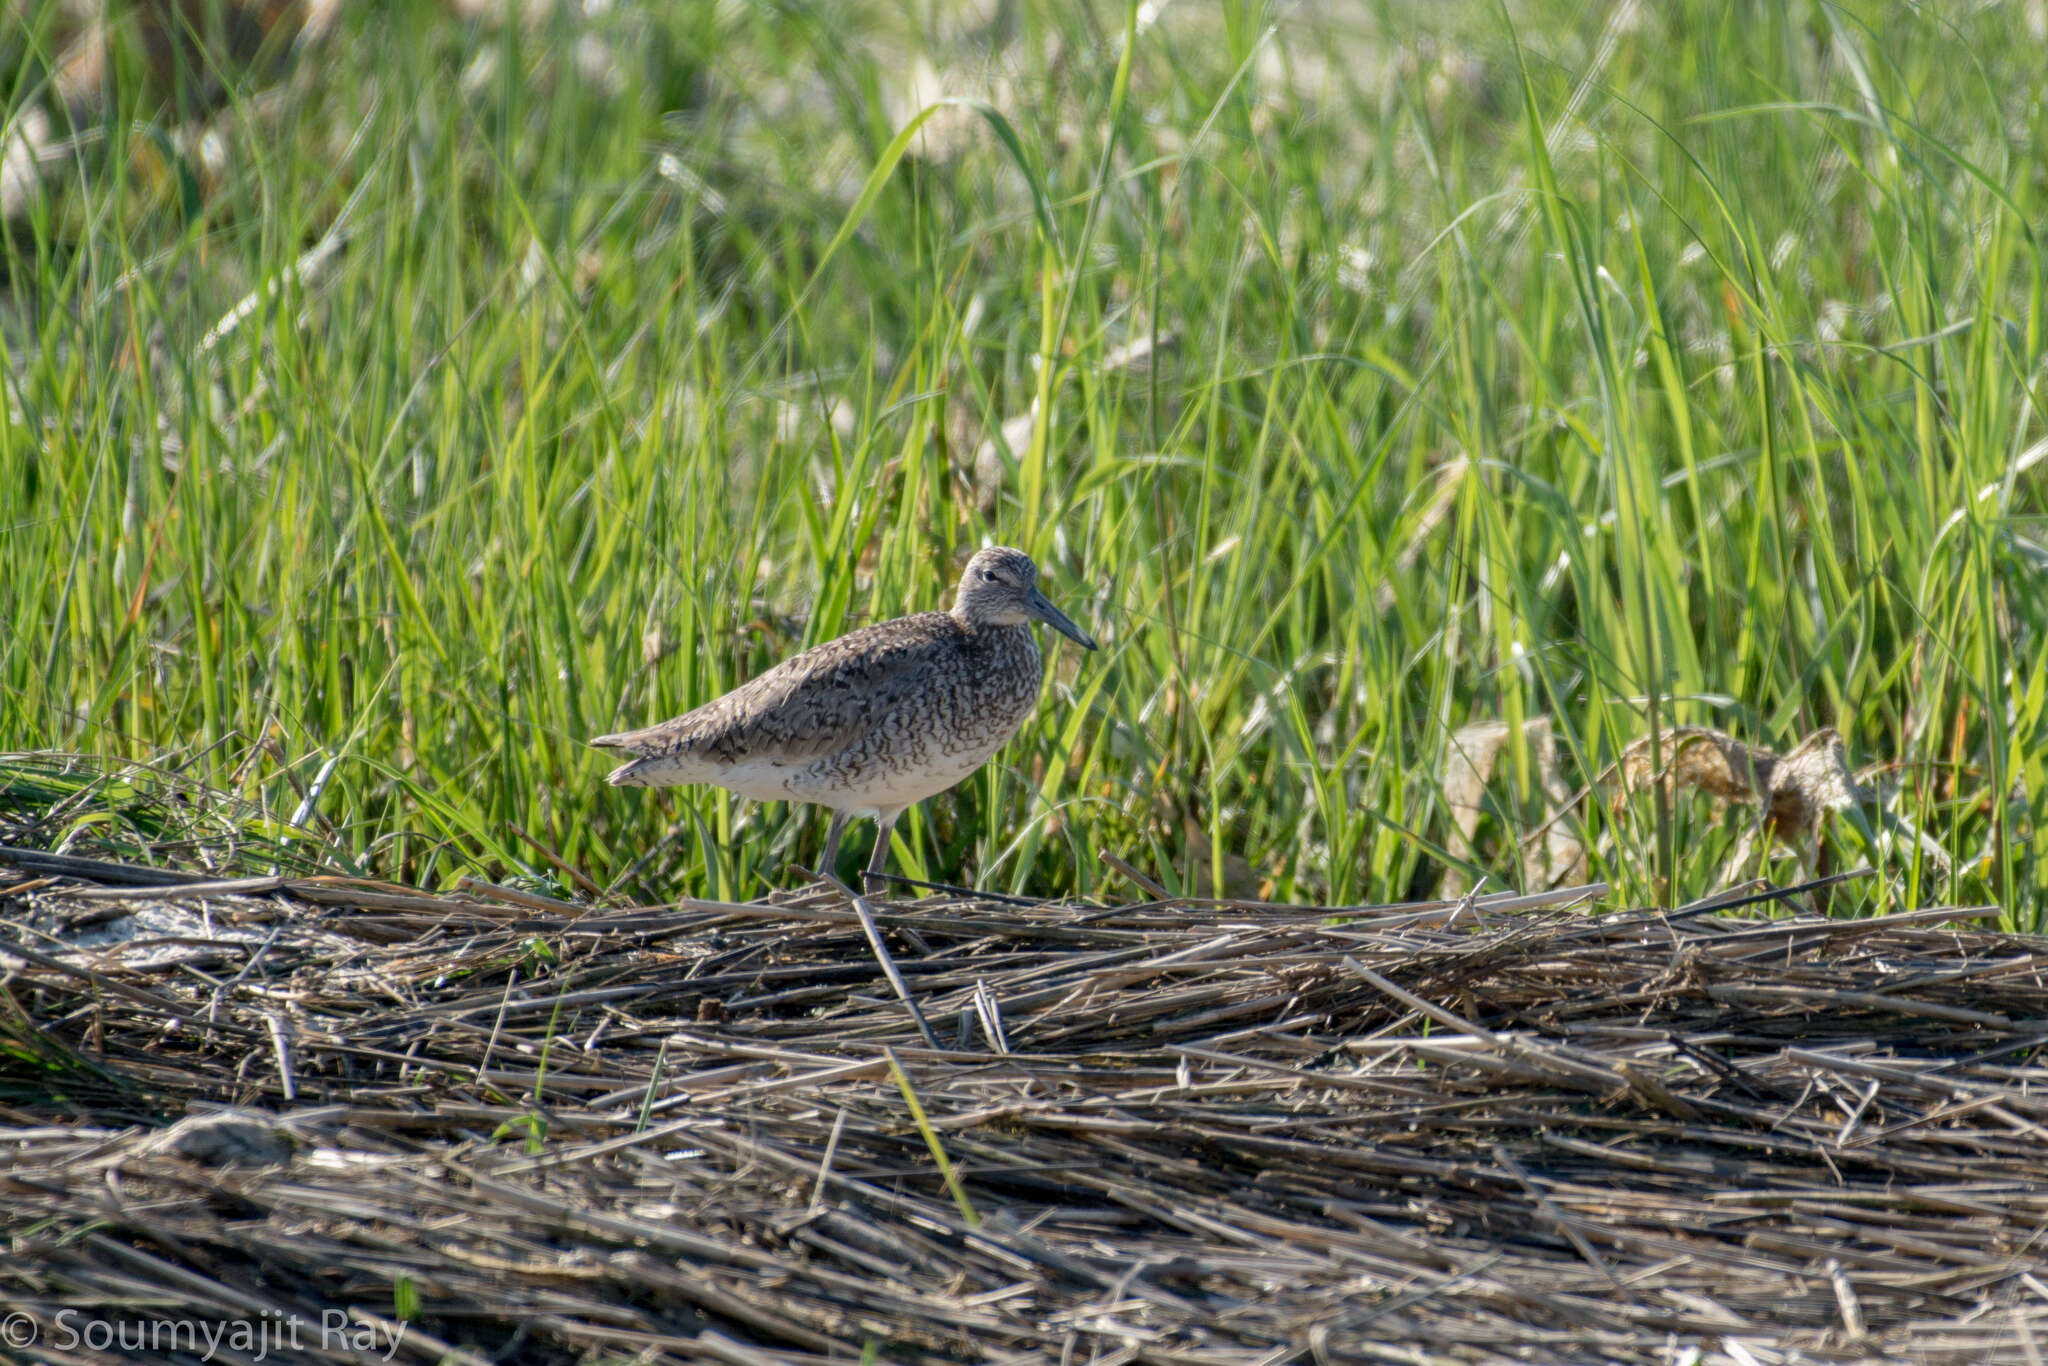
xmin=1451 ymin=720 xmax=1949 ymax=891
xmin=1617 ymin=726 xmax=1863 ymax=839
xmin=1442 ymin=717 xmax=1585 ymax=895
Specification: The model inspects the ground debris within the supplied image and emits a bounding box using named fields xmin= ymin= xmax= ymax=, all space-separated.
xmin=1444 ymin=720 xmax=1951 ymax=894
xmin=2 ymin=844 xmax=2044 ymax=1365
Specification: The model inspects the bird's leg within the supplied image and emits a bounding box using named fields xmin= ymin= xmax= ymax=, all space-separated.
xmin=818 ymin=809 xmax=849 ymax=880
xmin=863 ymin=809 xmax=901 ymax=896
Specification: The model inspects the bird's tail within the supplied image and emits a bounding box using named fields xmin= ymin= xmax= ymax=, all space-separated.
xmin=591 ymin=735 xmax=703 ymax=788
xmin=606 ymin=753 xmax=717 ymax=787
xmin=591 ymin=733 xmax=655 ymax=787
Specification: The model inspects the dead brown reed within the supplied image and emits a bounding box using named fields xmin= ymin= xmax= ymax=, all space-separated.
xmin=3 ymin=842 xmax=2045 ymax=1365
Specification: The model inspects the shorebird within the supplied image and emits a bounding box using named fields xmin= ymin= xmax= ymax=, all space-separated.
xmin=593 ymin=546 xmax=1097 ymax=890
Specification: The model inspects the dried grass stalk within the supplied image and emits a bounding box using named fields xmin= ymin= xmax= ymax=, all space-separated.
xmin=4 ymin=836 xmax=2041 ymax=1364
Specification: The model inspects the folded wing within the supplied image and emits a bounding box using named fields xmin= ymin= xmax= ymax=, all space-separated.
xmin=590 ymin=612 xmax=965 ymax=774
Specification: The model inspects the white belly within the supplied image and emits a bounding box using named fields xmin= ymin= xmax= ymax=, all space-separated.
xmin=811 ymin=749 xmax=995 ymax=810
xmin=787 ymin=740 xmax=1004 ymax=815
xmin=673 ymin=739 xmax=1002 ymax=816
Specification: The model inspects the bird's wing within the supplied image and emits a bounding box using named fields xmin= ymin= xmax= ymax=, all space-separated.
xmin=590 ymin=613 xmax=965 ymax=764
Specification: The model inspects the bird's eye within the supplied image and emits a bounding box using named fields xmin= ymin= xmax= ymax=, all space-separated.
xmin=981 ymin=569 xmax=996 ymax=582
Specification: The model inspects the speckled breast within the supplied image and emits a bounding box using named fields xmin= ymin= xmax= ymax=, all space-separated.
xmin=792 ymin=624 xmax=1043 ymax=810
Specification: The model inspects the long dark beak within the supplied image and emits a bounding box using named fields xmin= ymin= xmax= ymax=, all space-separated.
xmin=1028 ymin=587 xmax=1098 ymax=650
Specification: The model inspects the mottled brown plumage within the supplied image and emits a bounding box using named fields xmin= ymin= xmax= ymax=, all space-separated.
xmin=592 ymin=547 xmax=1096 ymax=888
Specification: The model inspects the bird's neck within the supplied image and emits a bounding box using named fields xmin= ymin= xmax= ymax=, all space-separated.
xmin=950 ymin=607 xmax=1014 ymax=634
xmin=953 ymin=613 xmax=1037 ymax=655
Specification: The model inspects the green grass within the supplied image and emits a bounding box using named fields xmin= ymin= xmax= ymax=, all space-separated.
xmin=2 ymin=0 xmax=2043 ymax=921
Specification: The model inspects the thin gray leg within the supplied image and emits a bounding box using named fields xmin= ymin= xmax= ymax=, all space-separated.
xmin=864 ymin=808 xmax=901 ymax=894
xmin=819 ymin=809 xmax=849 ymax=878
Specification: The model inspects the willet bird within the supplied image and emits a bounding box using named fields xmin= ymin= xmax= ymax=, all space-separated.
xmin=592 ymin=547 xmax=1097 ymax=889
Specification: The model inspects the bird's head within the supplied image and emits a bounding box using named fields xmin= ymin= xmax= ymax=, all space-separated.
xmin=952 ymin=546 xmax=1097 ymax=649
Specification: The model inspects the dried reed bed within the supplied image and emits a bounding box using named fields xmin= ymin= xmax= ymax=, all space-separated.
xmin=3 ymin=843 xmax=2046 ymax=1366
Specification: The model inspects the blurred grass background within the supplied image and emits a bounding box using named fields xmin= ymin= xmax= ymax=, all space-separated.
xmin=1 ymin=0 xmax=2043 ymax=919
